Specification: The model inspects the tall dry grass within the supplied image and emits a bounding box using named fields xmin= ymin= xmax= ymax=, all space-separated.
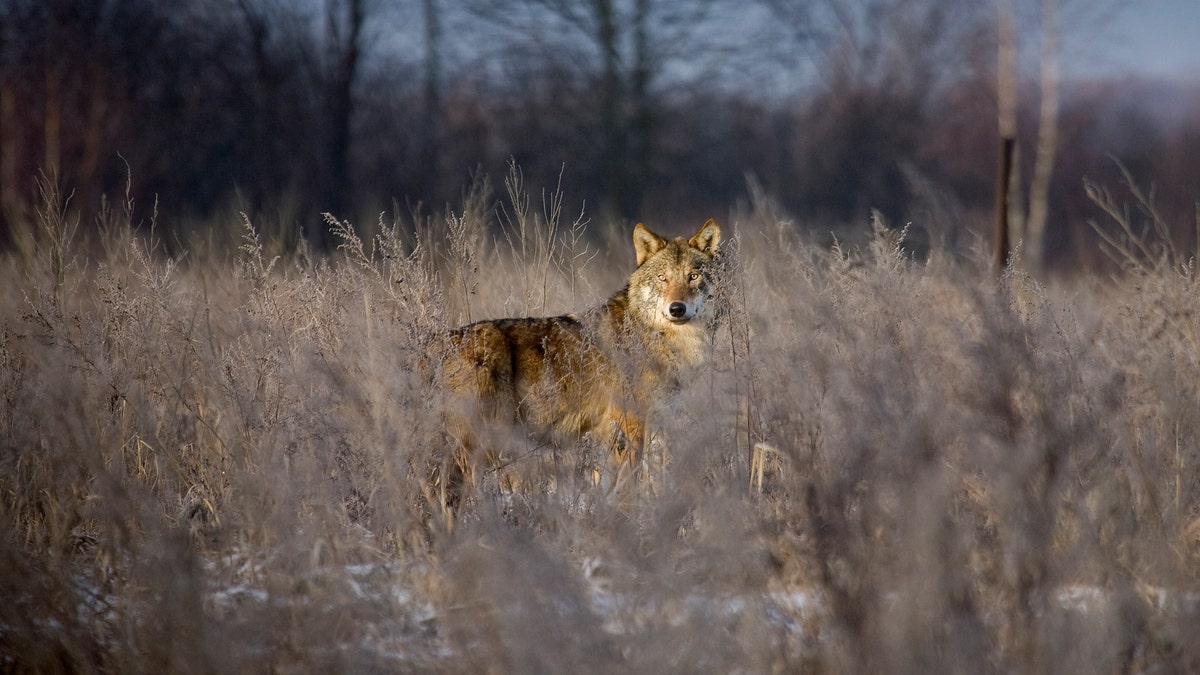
xmin=2 ymin=169 xmax=1199 ymax=673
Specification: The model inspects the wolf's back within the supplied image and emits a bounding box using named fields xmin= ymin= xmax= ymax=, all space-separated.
xmin=441 ymin=314 xmax=613 ymax=437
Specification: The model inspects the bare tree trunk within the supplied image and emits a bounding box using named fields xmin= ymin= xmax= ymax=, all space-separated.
xmin=593 ymin=0 xmax=627 ymax=221
xmin=626 ymin=0 xmax=651 ymax=220
xmin=994 ymin=137 xmax=1014 ymax=273
xmin=43 ymin=60 xmax=62 ymax=175
xmin=322 ymin=0 xmax=363 ymax=246
xmin=993 ymin=0 xmax=1017 ymax=274
xmin=419 ymin=0 xmax=443 ymax=201
xmin=77 ymin=59 xmax=111 ymax=210
xmin=236 ymin=0 xmax=274 ymax=216
xmin=0 ymin=75 xmax=18 ymax=234
xmin=1025 ymin=0 xmax=1059 ymax=274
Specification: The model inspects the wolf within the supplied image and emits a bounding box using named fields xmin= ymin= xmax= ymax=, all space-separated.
xmin=433 ymin=219 xmax=723 ymax=507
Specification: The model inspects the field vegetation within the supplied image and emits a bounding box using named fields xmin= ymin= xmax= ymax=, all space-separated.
xmin=3 ymin=171 xmax=1200 ymax=672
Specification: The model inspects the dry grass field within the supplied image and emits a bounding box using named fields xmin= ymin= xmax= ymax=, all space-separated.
xmin=3 ymin=175 xmax=1200 ymax=673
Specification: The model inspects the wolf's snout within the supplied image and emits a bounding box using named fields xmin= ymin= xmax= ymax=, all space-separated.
xmin=668 ymin=302 xmax=688 ymax=319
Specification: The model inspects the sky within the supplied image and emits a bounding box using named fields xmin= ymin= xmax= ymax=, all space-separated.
xmin=374 ymin=0 xmax=1197 ymax=97
xmin=1070 ymin=1 xmax=1200 ymax=81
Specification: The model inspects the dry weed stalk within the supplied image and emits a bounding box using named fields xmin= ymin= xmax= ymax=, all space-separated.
xmin=1087 ymin=160 xmax=1196 ymax=276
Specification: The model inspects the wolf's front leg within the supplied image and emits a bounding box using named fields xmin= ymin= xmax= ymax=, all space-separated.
xmin=603 ymin=410 xmax=645 ymax=468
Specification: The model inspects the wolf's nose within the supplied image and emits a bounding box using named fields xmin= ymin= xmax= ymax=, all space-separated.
xmin=668 ymin=302 xmax=688 ymax=318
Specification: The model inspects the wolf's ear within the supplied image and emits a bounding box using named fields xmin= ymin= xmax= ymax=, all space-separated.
xmin=689 ymin=219 xmax=721 ymax=255
xmin=633 ymin=223 xmax=667 ymax=266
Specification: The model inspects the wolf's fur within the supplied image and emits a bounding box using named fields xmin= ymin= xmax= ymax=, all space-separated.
xmin=435 ymin=219 xmax=723 ymax=504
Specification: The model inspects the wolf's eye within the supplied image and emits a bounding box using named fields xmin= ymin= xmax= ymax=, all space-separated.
xmin=688 ymin=273 xmax=700 ymax=281
xmin=657 ymin=274 xmax=667 ymax=282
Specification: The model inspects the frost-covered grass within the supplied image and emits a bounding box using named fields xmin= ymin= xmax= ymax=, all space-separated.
xmin=3 ymin=173 xmax=1200 ymax=672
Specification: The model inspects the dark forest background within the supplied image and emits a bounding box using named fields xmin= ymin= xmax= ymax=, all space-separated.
xmin=2 ymin=0 xmax=1197 ymax=271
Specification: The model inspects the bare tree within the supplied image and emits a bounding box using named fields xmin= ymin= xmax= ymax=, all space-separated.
xmin=231 ymin=0 xmax=291 ymax=216
xmin=464 ymin=0 xmax=728 ymax=222
xmin=997 ymin=0 xmax=1119 ymax=273
xmin=1022 ymin=0 xmax=1059 ymax=272
xmin=766 ymin=0 xmax=991 ymax=226
xmin=0 ymin=0 xmax=181 ymax=231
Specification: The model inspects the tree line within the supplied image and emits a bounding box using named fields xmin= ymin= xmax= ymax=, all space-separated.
xmin=1 ymin=0 xmax=1196 ymax=270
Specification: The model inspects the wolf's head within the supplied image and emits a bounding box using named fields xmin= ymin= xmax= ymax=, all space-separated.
xmin=627 ymin=219 xmax=722 ymax=331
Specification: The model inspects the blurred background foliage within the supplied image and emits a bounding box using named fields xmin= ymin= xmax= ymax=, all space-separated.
xmin=1 ymin=0 xmax=1196 ymax=270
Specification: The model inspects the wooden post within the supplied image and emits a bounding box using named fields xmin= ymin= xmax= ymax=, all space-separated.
xmin=994 ymin=135 xmax=1014 ymax=274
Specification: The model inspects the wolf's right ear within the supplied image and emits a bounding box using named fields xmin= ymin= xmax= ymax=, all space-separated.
xmin=633 ymin=223 xmax=667 ymax=266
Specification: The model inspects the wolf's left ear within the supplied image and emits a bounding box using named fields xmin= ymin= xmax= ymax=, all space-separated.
xmin=689 ymin=219 xmax=721 ymax=255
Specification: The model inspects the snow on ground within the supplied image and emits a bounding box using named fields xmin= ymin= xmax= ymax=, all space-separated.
xmin=188 ymin=546 xmax=1200 ymax=666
